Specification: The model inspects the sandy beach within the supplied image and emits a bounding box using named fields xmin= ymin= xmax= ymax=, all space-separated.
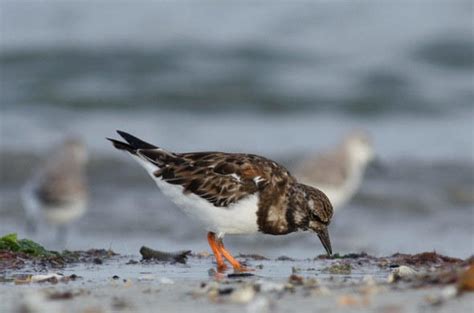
xmin=1 ymin=249 xmax=473 ymax=313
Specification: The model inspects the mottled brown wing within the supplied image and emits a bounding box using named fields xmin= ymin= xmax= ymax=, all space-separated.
xmin=138 ymin=150 xmax=289 ymax=207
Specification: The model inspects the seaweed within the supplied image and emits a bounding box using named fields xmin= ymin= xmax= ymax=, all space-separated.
xmin=390 ymin=252 xmax=463 ymax=267
xmin=0 ymin=233 xmax=55 ymax=257
xmin=322 ymin=263 xmax=352 ymax=275
xmin=0 ymin=233 xmax=117 ymax=271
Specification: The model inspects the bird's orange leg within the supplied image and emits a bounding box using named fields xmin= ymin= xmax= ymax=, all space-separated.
xmin=207 ymin=232 xmax=227 ymax=272
xmin=217 ymin=239 xmax=253 ymax=272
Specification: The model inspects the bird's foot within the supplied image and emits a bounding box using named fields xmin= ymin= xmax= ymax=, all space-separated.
xmin=216 ymin=263 xmax=229 ymax=273
xmin=232 ymin=265 xmax=255 ymax=273
xmin=215 ymin=261 xmax=253 ymax=273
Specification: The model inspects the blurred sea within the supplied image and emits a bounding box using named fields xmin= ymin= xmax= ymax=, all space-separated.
xmin=0 ymin=1 xmax=473 ymax=258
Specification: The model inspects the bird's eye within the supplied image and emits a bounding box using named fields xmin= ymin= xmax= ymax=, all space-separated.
xmin=310 ymin=211 xmax=328 ymax=225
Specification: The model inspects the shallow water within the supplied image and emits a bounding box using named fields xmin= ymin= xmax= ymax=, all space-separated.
xmin=2 ymin=256 xmax=390 ymax=285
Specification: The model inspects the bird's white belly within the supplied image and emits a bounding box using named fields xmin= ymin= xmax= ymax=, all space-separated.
xmin=154 ymin=178 xmax=259 ymax=235
xmin=22 ymin=182 xmax=86 ymax=225
xmin=42 ymin=201 xmax=87 ymax=225
xmin=132 ymin=154 xmax=260 ymax=235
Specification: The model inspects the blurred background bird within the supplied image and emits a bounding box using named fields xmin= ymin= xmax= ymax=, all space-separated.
xmin=292 ymin=131 xmax=375 ymax=210
xmin=22 ymin=137 xmax=88 ymax=246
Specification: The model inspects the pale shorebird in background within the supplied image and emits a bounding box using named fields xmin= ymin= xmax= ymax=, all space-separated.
xmin=22 ymin=138 xmax=88 ymax=243
xmin=292 ymin=131 xmax=375 ymax=210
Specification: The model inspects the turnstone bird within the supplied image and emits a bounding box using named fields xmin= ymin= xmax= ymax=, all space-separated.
xmin=293 ymin=131 xmax=374 ymax=210
xmin=108 ymin=130 xmax=333 ymax=272
xmin=22 ymin=138 xmax=88 ymax=242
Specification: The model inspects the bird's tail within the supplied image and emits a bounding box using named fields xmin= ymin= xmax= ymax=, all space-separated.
xmin=107 ymin=130 xmax=157 ymax=155
xmin=107 ymin=130 xmax=176 ymax=167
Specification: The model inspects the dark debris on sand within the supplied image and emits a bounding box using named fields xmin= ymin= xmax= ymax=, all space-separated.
xmin=237 ymin=253 xmax=270 ymax=260
xmin=316 ymin=251 xmax=466 ymax=271
xmin=61 ymin=249 xmax=118 ymax=264
xmin=0 ymin=233 xmax=120 ymax=271
xmin=316 ymin=252 xmax=374 ymax=260
xmin=0 ymin=248 xmax=118 ymax=271
xmin=276 ymin=255 xmax=295 ymax=261
xmin=0 ymin=251 xmax=28 ymax=270
xmin=227 ymin=273 xmax=255 ymax=279
xmin=388 ymin=252 xmax=464 ymax=267
xmin=139 ymin=246 xmax=192 ymax=264
xmin=322 ymin=263 xmax=352 ymax=275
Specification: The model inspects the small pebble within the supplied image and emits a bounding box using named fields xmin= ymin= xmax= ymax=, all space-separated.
xmin=256 ymin=280 xmax=286 ymax=292
xmin=218 ymin=287 xmax=234 ymax=295
xmin=208 ymin=268 xmax=217 ymax=276
xmin=387 ymin=265 xmax=418 ymax=283
xmin=229 ymin=285 xmax=256 ymax=304
xmin=441 ymin=285 xmax=458 ymax=298
xmin=195 ymin=251 xmax=211 ymax=258
xmin=126 ymin=259 xmax=139 ymax=265
xmin=138 ymin=274 xmax=154 ymax=281
xmin=31 ymin=273 xmax=64 ymax=283
xmin=288 ymin=274 xmax=304 ymax=285
xmin=47 ymin=291 xmax=74 ymax=300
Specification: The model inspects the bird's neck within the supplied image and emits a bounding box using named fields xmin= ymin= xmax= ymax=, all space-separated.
xmin=285 ymin=183 xmax=312 ymax=232
xmin=256 ymin=182 xmax=308 ymax=235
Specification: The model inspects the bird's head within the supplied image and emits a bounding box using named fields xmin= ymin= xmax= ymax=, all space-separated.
xmin=299 ymin=185 xmax=334 ymax=256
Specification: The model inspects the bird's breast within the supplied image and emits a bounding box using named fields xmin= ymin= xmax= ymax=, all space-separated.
xmin=153 ymin=177 xmax=260 ymax=235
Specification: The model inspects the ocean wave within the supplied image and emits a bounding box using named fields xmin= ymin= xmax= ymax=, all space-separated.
xmin=1 ymin=1 xmax=472 ymax=116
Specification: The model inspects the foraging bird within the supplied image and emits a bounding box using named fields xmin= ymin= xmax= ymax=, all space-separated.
xmin=22 ymin=138 xmax=88 ymax=243
xmin=293 ymin=131 xmax=374 ymax=210
xmin=108 ymin=130 xmax=333 ymax=272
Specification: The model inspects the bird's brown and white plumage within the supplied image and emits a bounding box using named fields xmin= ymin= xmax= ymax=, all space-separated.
xmin=108 ymin=130 xmax=333 ymax=271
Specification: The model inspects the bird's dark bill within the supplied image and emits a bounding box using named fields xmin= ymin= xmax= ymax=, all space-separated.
xmin=318 ymin=229 xmax=332 ymax=256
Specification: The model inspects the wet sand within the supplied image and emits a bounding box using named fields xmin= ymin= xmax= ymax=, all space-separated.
xmin=1 ymin=251 xmax=473 ymax=313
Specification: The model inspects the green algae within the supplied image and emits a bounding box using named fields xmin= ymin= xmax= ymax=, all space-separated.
xmin=323 ymin=263 xmax=352 ymax=275
xmin=0 ymin=233 xmax=55 ymax=257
